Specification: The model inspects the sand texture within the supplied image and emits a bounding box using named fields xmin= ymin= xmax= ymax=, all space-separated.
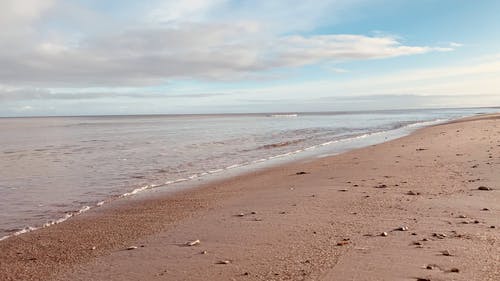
xmin=1 ymin=114 xmax=499 ymax=281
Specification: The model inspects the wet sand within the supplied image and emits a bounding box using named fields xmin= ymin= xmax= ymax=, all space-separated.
xmin=1 ymin=114 xmax=499 ymax=281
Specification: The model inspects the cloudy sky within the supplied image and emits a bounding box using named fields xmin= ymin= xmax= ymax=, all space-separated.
xmin=1 ymin=0 xmax=500 ymax=116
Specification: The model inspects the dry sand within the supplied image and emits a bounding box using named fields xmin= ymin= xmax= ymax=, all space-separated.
xmin=1 ymin=114 xmax=499 ymax=281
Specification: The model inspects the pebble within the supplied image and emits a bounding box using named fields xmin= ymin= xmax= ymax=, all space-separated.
xmin=126 ymin=246 xmax=138 ymax=250
xmin=473 ymin=220 xmax=480 ymax=224
xmin=450 ymin=268 xmax=460 ymax=273
xmin=407 ymin=191 xmax=419 ymax=195
xmin=375 ymin=184 xmax=387 ymax=188
xmin=432 ymin=233 xmax=447 ymax=239
xmin=250 ymin=211 xmax=257 ymax=214
xmin=481 ymin=208 xmax=490 ymax=211
xmin=337 ymin=241 xmax=349 ymax=246
xmin=441 ymin=250 xmax=452 ymax=256
xmin=201 ymin=250 xmax=207 ymax=254
xmin=237 ymin=213 xmax=245 ymax=217
xmin=91 ymin=246 xmax=96 ymax=250
xmin=380 ymin=232 xmax=388 ymax=237
xmin=458 ymin=214 xmax=467 ymax=218
xmin=217 ymin=260 xmax=231 ymax=264
xmin=490 ymin=225 xmax=496 ymax=229
xmin=417 ymin=278 xmax=431 ymax=281
xmin=337 ymin=238 xmax=350 ymax=246
xmin=186 ymin=239 xmax=200 ymax=246
xmin=396 ymin=226 xmax=409 ymax=231
xmin=478 ymin=186 xmax=493 ymax=191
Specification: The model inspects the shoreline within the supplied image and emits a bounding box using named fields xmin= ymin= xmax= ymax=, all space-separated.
xmin=0 ymin=115 xmax=458 ymax=242
xmin=1 ymin=113 xmax=499 ymax=280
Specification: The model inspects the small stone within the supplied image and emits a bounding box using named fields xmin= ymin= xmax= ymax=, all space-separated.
xmin=432 ymin=233 xmax=447 ymax=239
xmin=186 ymin=239 xmax=200 ymax=246
xmin=296 ymin=171 xmax=308 ymax=175
xmin=412 ymin=241 xmax=422 ymax=246
xmin=481 ymin=208 xmax=490 ymax=211
xmin=450 ymin=268 xmax=460 ymax=273
xmin=426 ymin=264 xmax=434 ymax=270
xmin=243 ymin=272 xmax=249 ymax=276
xmin=417 ymin=278 xmax=431 ymax=281
xmin=91 ymin=246 xmax=96 ymax=250
xmin=380 ymin=232 xmax=388 ymax=237
xmin=201 ymin=250 xmax=207 ymax=254
xmin=336 ymin=239 xmax=350 ymax=246
xmin=407 ymin=191 xmax=418 ymax=195
xmin=458 ymin=215 xmax=467 ymax=218
xmin=490 ymin=225 xmax=496 ymax=229
xmin=237 ymin=213 xmax=245 ymax=217
xmin=396 ymin=226 xmax=409 ymax=231
xmin=473 ymin=220 xmax=480 ymax=224
xmin=422 ymin=238 xmax=429 ymax=241
xmin=126 ymin=246 xmax=138 ymax=250
xmin=478 ymin=186 xmax=492 ymax=191
xmin=441 ymin=250 xmax=452 ymax=256
xmin=217 ymin=260 xmax=230 ymax=264
xmin=411 ymin=232 xmax=417 ymax=236
xmin=375 ymin=184 xmax=387 ymax=189
xmin=250 ymin=211 xmax=257 ymax=214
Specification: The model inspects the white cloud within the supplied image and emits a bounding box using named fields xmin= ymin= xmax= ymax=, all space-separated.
xmin=0 ymin=23 xmax=449 ymax=88
xmin=148 ymin=0 xmax=225 ymax=23
xmin=234 ymin=56 xmax=500 ymax=99
xmin=0 ymin=0 xmax=464 ymax=113
xmin=0 ymin=0 xmax=55 ymax=26
xmin=449 ymin=42 xmax=463 ymax=48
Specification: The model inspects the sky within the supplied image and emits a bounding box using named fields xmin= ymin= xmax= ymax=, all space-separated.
xmin=1 ymin=0 xmax=500 ymax=116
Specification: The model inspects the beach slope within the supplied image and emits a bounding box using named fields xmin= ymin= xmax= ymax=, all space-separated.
xmin=1 ymin=114 xmax=499 ymax=281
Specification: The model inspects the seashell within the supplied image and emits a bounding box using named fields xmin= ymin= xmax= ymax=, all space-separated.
xmin=186 ymin=239 xmax=200 ymax=246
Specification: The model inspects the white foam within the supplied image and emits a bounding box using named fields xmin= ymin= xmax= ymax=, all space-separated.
xmin=208 ymin=169 xmax=224 ymax=174
xmin=226 ymin=164 xmax=242 ymax=169
xmin=121 ymin=185 xmax=151 ymax=197
xmin=0 ymin=205 xmax=92 ymax=242
xmin=270 ymin=114 xmax=298 ymax=118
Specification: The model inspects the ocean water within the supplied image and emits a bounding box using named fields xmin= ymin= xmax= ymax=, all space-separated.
xmin=0 ymin=108 xmax=497 ymax=239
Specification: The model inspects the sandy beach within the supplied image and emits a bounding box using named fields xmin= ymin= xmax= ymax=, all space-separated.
xmin=1 ymin=113 xmax=499 ymax=281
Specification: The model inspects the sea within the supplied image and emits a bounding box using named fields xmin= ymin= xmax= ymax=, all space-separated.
xmin=0 ymin=107 xmax=498 ymax=240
